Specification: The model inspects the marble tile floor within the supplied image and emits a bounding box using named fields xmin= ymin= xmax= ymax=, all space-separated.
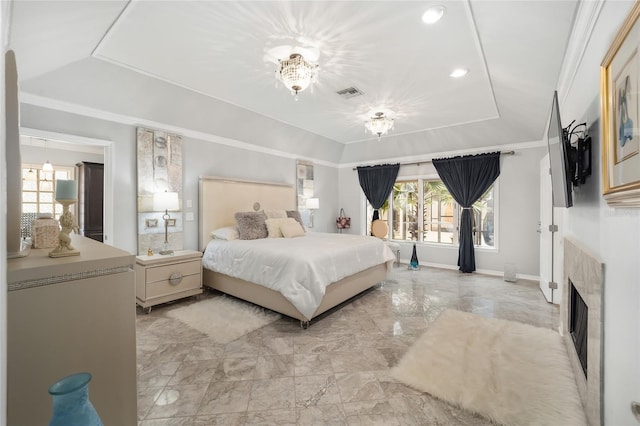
xmin=136 ymin=266 xmax=559 ymax=425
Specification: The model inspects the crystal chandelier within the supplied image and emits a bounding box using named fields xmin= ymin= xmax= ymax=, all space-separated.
xmin=365 ymin=112 xmax=395 ymax=140
xmin=276 ymin=53 xmax=318 ymax=101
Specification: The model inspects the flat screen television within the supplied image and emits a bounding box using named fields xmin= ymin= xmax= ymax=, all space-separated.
xmin=547 ymin=91 xmax=573 ymax=208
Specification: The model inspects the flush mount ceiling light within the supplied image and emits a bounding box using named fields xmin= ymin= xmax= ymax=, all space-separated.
xmin=422 ymin=5 xmax=445 ymax=24
xmin=275 ymin=53 xmax=318 ymax=101
xmin=450 ymin=68 xmax=469 ymax=78
xmin=365 ymin=111 xmax=395 ymax=141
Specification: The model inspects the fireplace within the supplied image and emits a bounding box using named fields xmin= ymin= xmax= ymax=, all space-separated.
xmin=569 ymin=279 xmax=588 ymax=378
xmin=562 ymin=238 xmax=603 ymax=426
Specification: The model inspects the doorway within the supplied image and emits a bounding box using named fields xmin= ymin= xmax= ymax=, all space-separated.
xmin=19 ymin=129 xmax=114 ymax=245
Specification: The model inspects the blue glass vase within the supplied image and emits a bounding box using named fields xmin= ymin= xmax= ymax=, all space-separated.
xmin=48 ymin=372 xmax=103 ymax=426
xmin=409 ymin=243 xmax=420 ymax=270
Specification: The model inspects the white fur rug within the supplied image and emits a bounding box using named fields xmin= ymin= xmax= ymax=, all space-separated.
xmin=166 ymin=296 xmax=281 ymax=344
xmin=390 ymin=310 xmax=586 ymax=426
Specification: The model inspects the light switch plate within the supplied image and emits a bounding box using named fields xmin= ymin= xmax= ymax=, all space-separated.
xmin=186 ymin=199 xmax=193 ymax=208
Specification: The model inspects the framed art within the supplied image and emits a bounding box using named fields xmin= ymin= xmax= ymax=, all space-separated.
xmin=601 ymin=1 xmax=640 ymax=207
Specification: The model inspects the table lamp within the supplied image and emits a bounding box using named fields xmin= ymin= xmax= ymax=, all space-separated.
xmin=49 ymin=179 xmax=80 ymax=257
xmin=153 ymin=191 xmax=179 ymax=255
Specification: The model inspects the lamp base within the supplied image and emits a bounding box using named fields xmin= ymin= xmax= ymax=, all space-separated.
xmin=49 ymin=201 xmax=80 ymax=258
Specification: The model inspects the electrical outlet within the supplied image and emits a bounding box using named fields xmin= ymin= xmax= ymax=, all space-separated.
xmin=186 ymin=212 xmax=194 ymax=222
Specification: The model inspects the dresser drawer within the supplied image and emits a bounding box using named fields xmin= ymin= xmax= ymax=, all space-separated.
xmin=146 ymin=259 xmax=201 ymax=284
xmin=145 ymin=273 xmax=201 ymax=299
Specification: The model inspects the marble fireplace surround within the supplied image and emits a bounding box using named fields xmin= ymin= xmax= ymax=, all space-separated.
xmin=561 ymin=237 xmax=604 ymax=426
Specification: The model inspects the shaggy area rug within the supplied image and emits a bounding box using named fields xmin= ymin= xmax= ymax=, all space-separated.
xmin=166 ymin=296 xmax=281 ymax=344
xmin=390 ymin=310 xmax=586 ymax=426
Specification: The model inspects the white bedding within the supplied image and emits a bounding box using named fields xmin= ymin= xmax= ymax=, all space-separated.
xmin=202 ymin=232 xmax=395 ymax=319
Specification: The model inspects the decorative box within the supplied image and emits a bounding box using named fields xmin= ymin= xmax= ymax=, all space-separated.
xmin=31 ymin=217 xmax=59 ymax=249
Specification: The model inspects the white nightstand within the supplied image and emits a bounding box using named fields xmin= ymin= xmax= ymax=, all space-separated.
xmin=135 ymin=249 xmax=203 ymax=313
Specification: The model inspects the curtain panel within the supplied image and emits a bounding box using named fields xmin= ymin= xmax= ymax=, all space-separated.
xmin=356 ymin=163 xmax=400 ymax=223
xmin=432 ymin=152 xmax=500 ymax=273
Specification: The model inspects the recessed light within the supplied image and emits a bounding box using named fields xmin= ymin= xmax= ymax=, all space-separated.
xmin=450 ymin=68 xmax=469 ymax=78
xmin=422 ymin=6 xmax=445 ymax=24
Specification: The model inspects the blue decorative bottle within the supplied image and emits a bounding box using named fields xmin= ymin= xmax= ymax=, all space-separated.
xmin=409 ymin=243 xmax=420 ymax=270
xmin=48 ymin=372 xmax=103 ymax=426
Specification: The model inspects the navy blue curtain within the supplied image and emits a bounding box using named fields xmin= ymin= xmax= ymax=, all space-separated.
xmin=357 ymin=163 xmax=400 ymax=223
xmin=432 ymin=152 xmax=500 ymax=273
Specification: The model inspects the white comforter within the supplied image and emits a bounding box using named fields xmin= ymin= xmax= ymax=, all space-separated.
xmin=202 ymin=232 xmax=395 ymax=319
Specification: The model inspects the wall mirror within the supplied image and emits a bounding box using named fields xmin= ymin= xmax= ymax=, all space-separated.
xmin=136 ymin=128 xmax=183 ymax=255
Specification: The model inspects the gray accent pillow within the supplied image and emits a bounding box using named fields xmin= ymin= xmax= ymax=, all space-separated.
xmin=234 ymin=211 xmax=268 ymax=240
xmin=286 ymin=210 xmax=305 ymax=231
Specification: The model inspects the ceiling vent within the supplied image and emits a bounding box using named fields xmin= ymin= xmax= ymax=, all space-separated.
xmin=336 ymin=87 xmax=364 ymax=99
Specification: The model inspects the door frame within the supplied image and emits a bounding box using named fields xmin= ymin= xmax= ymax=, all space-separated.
xmin=20 ymin=128 xmax=114 ymax=246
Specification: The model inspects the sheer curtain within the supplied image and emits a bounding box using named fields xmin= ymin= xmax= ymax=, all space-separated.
xmin=356 ymin=163 xmax=400 ymax=223
xmin=432 ymin=152 xmax=500 ymax=273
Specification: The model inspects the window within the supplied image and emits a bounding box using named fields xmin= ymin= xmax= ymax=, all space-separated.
xmin=365 ymin=177 xmax=496 ymax=248
xmin=22 ymin=164 xmax=75 ymax=221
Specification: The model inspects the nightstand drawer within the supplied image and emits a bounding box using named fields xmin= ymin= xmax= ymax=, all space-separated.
xmin=146 ymin=259 xmax=201 ymax=284
xmin=145 ymin=273 xmax=201 ymax=299
xmin=135 ymin=250 xmax=203 ymax=311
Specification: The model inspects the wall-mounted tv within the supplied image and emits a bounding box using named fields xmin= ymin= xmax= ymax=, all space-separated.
xmin=547 ymin=91 xmax=573 ymax=208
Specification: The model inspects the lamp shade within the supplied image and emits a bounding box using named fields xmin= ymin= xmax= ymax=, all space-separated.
xmin=55 ymin=180 xmax=77 ymax=202
xmin=305 ymin=197 xmax=319 ymax=209
xmin=153 ymin=191 xmax=179 ymax=211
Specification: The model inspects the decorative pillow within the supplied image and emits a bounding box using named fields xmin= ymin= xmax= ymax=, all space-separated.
xmin=286 ymin=210 xmax=305 ymax=231
xmin=234 ymin=211 xmax=268 ymax=240
xmin=264 ymin=209 xmax=287 ymax=219
xmin=280 ymin=220 xmax=306 ymax=238
xmin=210 ymin=226 xmax=239 ymax=241
xmin=265 ymin=217 xmax=294 ymax=238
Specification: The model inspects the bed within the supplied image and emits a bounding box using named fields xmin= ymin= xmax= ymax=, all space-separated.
xmin=198 ymin=176 xmax=394 ymax=327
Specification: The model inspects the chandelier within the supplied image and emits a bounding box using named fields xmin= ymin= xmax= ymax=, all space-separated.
xmin=276 ymin=53 xmax=318 ymax=101
xmin=365 ymin=112 xmax=395 ymax=140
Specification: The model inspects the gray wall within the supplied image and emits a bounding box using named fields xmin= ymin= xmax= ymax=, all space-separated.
xmin=20 ymin=103 xmax=340 ymax=254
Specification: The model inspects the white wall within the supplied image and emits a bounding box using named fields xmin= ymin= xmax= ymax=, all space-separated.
xmin=338 ymin=146 xmax=544 ymax=277
xmin=558 ymin=1 xmax=639 ymax=424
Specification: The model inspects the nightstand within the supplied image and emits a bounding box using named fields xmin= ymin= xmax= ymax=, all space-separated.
xmin=135 ymin=249 xmax=203 ymax=313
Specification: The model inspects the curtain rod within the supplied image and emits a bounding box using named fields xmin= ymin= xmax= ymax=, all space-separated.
xmin=352 ymin=150 xmax=515 ymax=170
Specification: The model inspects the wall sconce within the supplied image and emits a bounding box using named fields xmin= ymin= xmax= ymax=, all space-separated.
xmin=305 ymin=197 xmax=319 ymax=228
xmin=153 ymin=191 xmax=179 ymax=255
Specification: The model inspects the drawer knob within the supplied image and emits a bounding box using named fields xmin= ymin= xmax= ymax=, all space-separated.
xmin=169 ymin=272 xmax=183 ymax=285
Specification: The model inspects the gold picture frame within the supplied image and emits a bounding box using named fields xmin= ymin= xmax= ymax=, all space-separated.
xmin=601 ymin=1 xmax=640 ymax=207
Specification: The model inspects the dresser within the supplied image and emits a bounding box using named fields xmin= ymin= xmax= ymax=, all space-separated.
xmin=135 ymin=249 xmax=203 ymax=312
xmin=7 ymin=235 xmax=137 ymax=426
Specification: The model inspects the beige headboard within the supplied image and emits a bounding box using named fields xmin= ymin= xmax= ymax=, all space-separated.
xmin=198 ymin=176 xmax=296 ymax=251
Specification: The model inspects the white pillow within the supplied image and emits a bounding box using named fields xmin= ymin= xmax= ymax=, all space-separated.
xmin=264 ymin=209 xmax=287 ymax=219
xmin=210 ymin=226 xmax=239 ymax=241
xmin=280 ymin=220 xmax=305 ymax=238
xmin=265 ymin=217 xmax=295 ymax=238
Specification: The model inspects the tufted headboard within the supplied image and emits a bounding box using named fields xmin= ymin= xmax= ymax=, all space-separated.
xmin=198 ymin=176 xmax=296 ymax=251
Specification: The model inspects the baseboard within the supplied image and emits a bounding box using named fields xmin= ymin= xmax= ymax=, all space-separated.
xmin=399 ymin=258 xmax=539 ymax=282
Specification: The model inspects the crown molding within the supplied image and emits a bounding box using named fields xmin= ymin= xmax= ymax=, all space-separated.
xmin=556 ymin=0 xmax=605 ymax=104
